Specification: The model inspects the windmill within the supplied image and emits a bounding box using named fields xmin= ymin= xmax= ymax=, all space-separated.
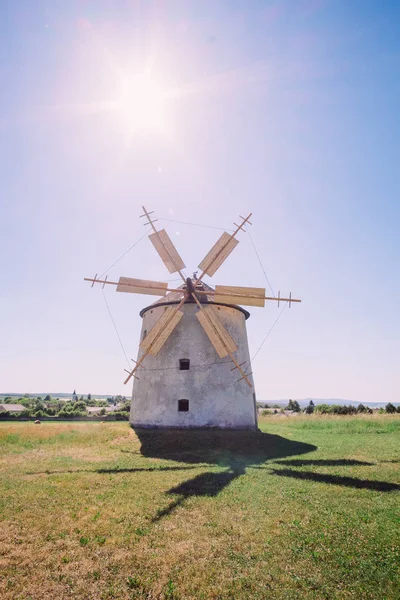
xmin=85 ymin=207 xmax=300 ymax=429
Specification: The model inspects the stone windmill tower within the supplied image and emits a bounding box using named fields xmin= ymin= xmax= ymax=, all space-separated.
xmin=85 ymin=207 xmax=300 ymax=430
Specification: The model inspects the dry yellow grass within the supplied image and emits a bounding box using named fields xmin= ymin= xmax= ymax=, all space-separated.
xmin=0 ymin=418 xmax=399 ymax=599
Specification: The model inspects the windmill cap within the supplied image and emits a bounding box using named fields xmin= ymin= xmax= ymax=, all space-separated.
xmin=139 ymin=280 xmax=250 ymax=319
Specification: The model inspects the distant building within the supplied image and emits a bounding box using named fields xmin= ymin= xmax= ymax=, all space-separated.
xmin=0 ymin=404 xmax=25 ymax=414
xmin=86 ymin=406 xmax=117 ymax=415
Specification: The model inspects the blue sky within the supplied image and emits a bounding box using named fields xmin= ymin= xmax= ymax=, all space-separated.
xmin=1 ymin=0 xmax=399 ymax=401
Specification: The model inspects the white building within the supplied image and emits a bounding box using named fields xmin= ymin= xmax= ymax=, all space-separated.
xmin=130 ymin=282 xmax=257 ymax=430
xmin=0 ymin=404 xmax=25 ymax=414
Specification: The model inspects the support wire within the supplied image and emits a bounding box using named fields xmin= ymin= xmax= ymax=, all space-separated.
xmin=250 ymin=302 xmax=288 ymax=363
xmin=245 ymin=225 xmax=275 ymax=297
xmin=99 ymin=232 xmax=148 ymax=278
xmin=101 ymin=289 xmax=131 ymax=369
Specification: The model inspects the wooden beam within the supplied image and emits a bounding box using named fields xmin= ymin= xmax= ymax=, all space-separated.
xmin=195 ymin=289 xmax=301 ymax=304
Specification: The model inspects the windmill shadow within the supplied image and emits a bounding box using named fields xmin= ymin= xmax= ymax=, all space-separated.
xmin=136 ymin=428 xmax=316 ymax=521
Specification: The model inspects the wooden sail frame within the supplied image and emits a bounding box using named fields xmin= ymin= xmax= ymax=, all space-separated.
xmin=84 ymin=207 xmax=301 ymax=387
xmin=197 ymin=232 xmax=239 ymax=277
xmin=148 ymin=229 xmax=186 ymax=274
xmin=140 ymin=306 xmax=183 ymax=356
xmin=196 ymin=306 xmax=238 ymax=358
xmin=116 ymin=277 xmax=168 ymax=296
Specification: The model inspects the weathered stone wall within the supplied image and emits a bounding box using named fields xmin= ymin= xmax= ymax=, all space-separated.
xmin=130 ymin=302 xmax=257 ymax=429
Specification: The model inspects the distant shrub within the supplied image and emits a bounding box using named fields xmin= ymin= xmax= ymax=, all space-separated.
xmin=33 ymin=410 xmax=46 ymax=419
xmin=314 ymin=404 xmax=331 ymax=414
xmin=314 ymin=404 xmax=359 ymax=415
xmin=114 ymin=412 xmax=129 ymax=421
xmin=385 ymin=403 xmax=397 ymax=414
xmin=57 ymin=408 xmax=86 ymax=418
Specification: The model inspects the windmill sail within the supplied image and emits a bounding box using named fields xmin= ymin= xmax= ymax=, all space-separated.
xmin=196 ymin=306 xmax=237 ymax=358
xmin=116 ymin=277 xmax=168 ymax=296
xmin=140 ymin=306 xmax=183 ymax=356
xmin=148 ymin=229 xmax=186 ymax=274
xmin=198 ymin=232 xmax=239 ymax=277
xmin=214 ymin=285 xmax=266 ymax=307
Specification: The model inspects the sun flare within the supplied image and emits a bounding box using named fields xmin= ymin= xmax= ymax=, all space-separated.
xmin=115 ymin=72 xmax=167 ymax=134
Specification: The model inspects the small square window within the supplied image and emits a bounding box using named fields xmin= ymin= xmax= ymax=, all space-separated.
xmin=178 ymin=399 xmax=189 ymax=412
xmin=179 ymin=358 xmax=190 ymax=370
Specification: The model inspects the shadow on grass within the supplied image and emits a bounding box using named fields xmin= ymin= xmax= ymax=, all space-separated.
xmin=275 ymin=459 xmax=374 ymax=467
xmin=270 ymin=468 xmax=400 ymax=492
xmin=136 ymin=428 xmax=316 ymax=521
xmin=151 ymin=470 xmax=243 ymax=522
xmin=136 ymin=428 xmax=316 ymax=467
xmin=28 ymin=466 xmax=200 ymax=475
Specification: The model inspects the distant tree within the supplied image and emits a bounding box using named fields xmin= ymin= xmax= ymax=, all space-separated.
xmin=305 ymin=400 xmax=315 ymax=414
xmin=99 ymin=408 xmax=107 ymax=416
xmin=356 ymin=403 xmax=372 ymax=414
xmin=87 ymin=393 xmax=92 ymax=401
xmin=72 ymin=390 xmax=78 ymax=401
xmin=385 ymin=403 xmax=397 ymax=414
xmin=286 ymin=399 xmax=300 ymax=412
xmin=397 ymin=406 xmax=400 ymax=414
xmin=44 ymin=394 xmax=51 ymax=402
xmin=314 ymin=404 xmax=331 ymax=414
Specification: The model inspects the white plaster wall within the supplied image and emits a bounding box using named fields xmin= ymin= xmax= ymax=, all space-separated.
xmin=130 ymin=302 xmax=258 ymax=429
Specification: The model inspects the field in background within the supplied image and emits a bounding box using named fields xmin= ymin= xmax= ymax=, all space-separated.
xmin=0 ymin=416 xmax=399 ymax=599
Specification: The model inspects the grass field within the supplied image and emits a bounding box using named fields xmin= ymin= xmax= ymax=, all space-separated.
xmin=0 ymin=416 xmax=399 ymax=599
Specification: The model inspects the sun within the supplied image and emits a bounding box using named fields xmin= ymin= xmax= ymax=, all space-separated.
xmin=114 ymin=72 xmax=168 ymax=134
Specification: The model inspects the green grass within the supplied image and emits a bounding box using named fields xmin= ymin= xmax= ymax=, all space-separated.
xmin=0 ymin=416 xmax=399 ymax=599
